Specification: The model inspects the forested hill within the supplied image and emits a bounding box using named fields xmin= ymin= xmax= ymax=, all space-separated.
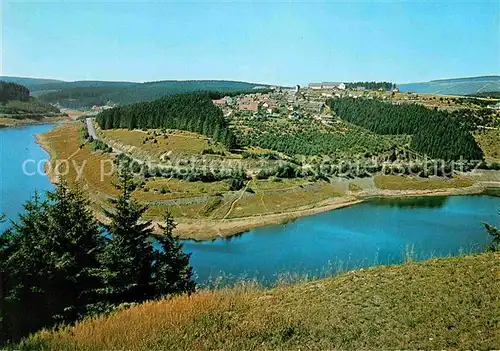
xmin=0 ymin=76 xmax=64 ymax=89
xmin=0 ymin=81 xmax=60 ymax=116
xmin=0 ymin=78 xmax=272 ymax=108
xmin=0 ymin=81 xmax=30 ymax=103
xmin=96 ymin=92 xmax=237 ymax=148
xmin=327 ymin=98 xmax=484 ymax=160
xmin=398 ymin=76 xmax=500 ymax=95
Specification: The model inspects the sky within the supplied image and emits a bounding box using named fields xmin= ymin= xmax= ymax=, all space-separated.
xmin=1 ymin=0 xmax=499 ymax=86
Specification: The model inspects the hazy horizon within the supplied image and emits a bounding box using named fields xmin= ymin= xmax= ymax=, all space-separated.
xmin=1 ymin=74 xmax=500 ymax=86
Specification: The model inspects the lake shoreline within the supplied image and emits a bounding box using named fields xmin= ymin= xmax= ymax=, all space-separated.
xmin=35 ymin=131 xmax=59 ymax=184
xmin=170 ymin=184 xmax=489 ymax=240
xmin=34 ymin=124 xmax=498 ymax=241
xmin=0 ymin=116 xmax=70 ymax=128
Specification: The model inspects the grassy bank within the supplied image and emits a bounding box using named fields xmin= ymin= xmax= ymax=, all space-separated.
xmin=18 ymin=252 xmax=499 ymax=350
xmin=374 ymin=174 xmax=474 ymax=190
xmin=475 ymin=129 xmax=500 ymax=163
xmin=37 ymin=122 xmax=498 ymax=240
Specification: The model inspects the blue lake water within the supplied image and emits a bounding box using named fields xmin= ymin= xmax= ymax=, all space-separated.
xmin=183 ymin=195 xmax=499 ymax=285
xmin=0 ymin=124 xmax=56 ymax=230
xmin=1 ymin=125 xmax=499 ymax=285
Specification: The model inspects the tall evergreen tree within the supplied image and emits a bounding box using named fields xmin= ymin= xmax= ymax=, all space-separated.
xmin=0 ymin=183 xmax=103 ymax=343
xmin=44 ymin=181 xmax=104 ymax=320
xmin=98 ymin=161 xmax=196 ymax=306
xmin=98 ymin=162 xmax=154 ymax=305
xmin=152 ymin=210 xmax=196 ymax=297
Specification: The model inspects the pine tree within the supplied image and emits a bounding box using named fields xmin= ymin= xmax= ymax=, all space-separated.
xmin=44 ymin=181 xmax=104 ymax=320
xmin=1 ymin=192 xmax=53 ymax=341
xmin=151 ymin=210 xmax=195 ymax=297
xmin=0 ymin=183 xmax=104 ymax=343
xmin=98 ymin=161 xmax=155 ymax=305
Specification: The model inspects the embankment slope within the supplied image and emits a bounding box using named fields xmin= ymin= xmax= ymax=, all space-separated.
xmin=19 ymin=252 xmax=499 ymax=350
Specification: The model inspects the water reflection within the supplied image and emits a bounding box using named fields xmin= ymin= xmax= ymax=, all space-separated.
xmin=367 ymin=196 xmax=448 ymax=209
xmin=222 ymin=231 xmax=245 ymax=242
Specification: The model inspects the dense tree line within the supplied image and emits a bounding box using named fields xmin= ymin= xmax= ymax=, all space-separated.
xmin=97 ymin=92 xmax=238 ymax=148
xmin=328 ymin=98 xmax=484 ymax=160
xmin=38 ymin=81 xmax=270 ymax=108
xmin=0 ymin=81 xmax=30 ymax=103
xmin=345 ymin=82 xmax=395 ymax=90
xmin=0 ymin=99 xmax=60 ymax=116
xmin=0 ymin=165 xmax=194 ymax=345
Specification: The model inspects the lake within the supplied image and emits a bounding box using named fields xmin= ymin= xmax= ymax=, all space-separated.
xmin=1 ymin=125 xmax=499 ymax=285
xmin=183 ymin=195 xmax=499 ymax=285
xmin=0 ymin=124 xmax=56 ymax=230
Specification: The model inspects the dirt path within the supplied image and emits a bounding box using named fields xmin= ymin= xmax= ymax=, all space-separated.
xmin=159 ymin=196 xmax=362 ymax=240
xmin=166 ymin=181 xmax=494 ymax=240
xmin=222 ymin=180 xmax=252 ymax=220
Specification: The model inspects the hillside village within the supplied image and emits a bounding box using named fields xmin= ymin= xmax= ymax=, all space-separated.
xmin=209 ymin=82 xmax=500 ymax=127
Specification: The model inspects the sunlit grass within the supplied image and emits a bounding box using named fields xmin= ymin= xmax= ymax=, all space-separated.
xmin=374 ymin=174 xmax=473 ymax=190
xmin=348 ymin=183 xmax=362 ymax=192
xmin=227 ymin=183 xmax=344 ymax=218
xmin=252 ymin=178 xmax=311 ymax=191
xmin=41 ymin=123 xmax=119 ymax=197
xmin=19 ymin=252 xmax=500 ymax=350
xmin=143 ymin=203 xmax=206 ymax=220
xmin=475 ymin=129 xmax=500 ymax=163
xmin=133 ymin=178 xmax=229 ymax=202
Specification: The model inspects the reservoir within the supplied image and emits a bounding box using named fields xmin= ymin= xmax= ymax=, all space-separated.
xmin=1 ymin=125 xmax=499 ymax=285
xmin=183 ymin=195 xmax=499 ymax=285
xmin=0 ymin=124 xmax=55 ymax=230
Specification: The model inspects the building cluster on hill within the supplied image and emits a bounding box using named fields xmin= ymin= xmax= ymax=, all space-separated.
xmin=308 ymin=82 xmax=347 ymax=90
xmin=212 ymin=86 xmax=306 ymax=120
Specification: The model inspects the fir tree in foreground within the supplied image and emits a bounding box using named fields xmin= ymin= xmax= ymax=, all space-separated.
xmin=0 ymin=172 xmax=195 ymax=345
xmin=0 ymin=182 xmax=103 ymax=342
xmin=151 ymin=210 xmax=195 ymax=297
xmin=97 ymin=160 xmax=195 ymax=306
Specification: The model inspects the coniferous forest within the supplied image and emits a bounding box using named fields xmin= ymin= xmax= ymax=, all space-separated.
xmin=0 ymin=164 xmax=195 ymax=345
xmin=328 ymin=98 xmax=484 ymax=160
xmin=0 ymin=81 xmax=30 ymax=103
xmin=96 ymin=92 xmax=238 ymax=149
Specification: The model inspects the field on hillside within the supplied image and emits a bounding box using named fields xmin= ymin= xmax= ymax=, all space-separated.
xmin=475 ymin=129 xmax=500 ymax=163
xmin=38 ymin=123 xmax=120 ymax=203
xmin=101 ymin=128 xmax=227 ymax=158
xmin=231 ymin=113 xmax=407 ymax=157
xmin=19 ymin=252 xmax=499 ymax=350
xmin=374 ymin=174 xmax=474 ymax=190
xmin=41 ymin=123 xmax=350 ymax=225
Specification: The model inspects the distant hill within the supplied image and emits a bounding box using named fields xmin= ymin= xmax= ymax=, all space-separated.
xmin=0 ymin=81 xmax=60 ymax=118
xmin=0 ymin=76 xmax=64 ymax=89
xmin=398 ymin=76 xmax=500 ymax=95
xmin=0 ymin=77 xmax=274 ymax=109
xmin=37 ymin=80 xmax=271 ymax=109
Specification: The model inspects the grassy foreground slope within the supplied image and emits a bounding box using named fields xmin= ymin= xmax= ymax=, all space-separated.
xmin=20 ymin=253 xmax=499 ymax=350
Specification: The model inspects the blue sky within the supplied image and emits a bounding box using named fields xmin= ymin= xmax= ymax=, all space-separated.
xmin=2 ymin=1 xmax=499 ymax=85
